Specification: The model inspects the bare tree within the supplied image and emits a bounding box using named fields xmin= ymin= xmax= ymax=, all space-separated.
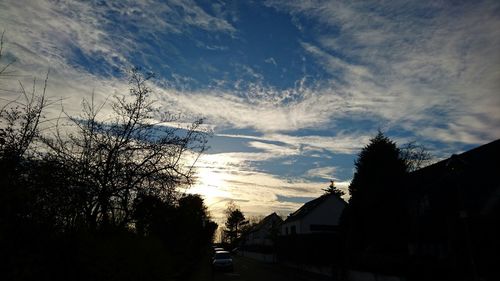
xmin=0 ymin=76 xmax=49 ymax=160
xmin=0 ymin=31 xmax=50 ymax=163
xmin=400 ymin=141 xmax=431 ymax=172
xmin=43 ymin=69 xmax=208 ymax=230
xmin=0 ymin=30 xmax=16 ymax=78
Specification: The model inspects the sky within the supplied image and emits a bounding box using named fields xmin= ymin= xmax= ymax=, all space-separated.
xmin=1 ymin=0 xmax=499 ymax=223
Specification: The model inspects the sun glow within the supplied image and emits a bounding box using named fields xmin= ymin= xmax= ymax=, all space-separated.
xmin=189 ymin=167 xmax=232 ymax=206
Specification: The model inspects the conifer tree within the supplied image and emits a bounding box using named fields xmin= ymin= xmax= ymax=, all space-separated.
xmin=343 ymin=131 xmax=408 ymax=254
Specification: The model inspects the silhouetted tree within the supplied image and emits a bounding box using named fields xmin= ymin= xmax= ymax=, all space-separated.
xmin=400 ymin=141 xmax=431 ymax=172
xmin=0 ymin=36 xmax=214 ymax=280
xmin=0 ymin=43 xmax=53 ymax=236
xmin=0 ymin=77 xmax=49 ymax=162
xmin=43 ymin=69 xmax=208 ymax=230
xmin=224 ymin=201 xmax=246 ymax=246
xmin=342 ymin=131 xmax=408 ymax=257
xmin=176 ymin=194 xmax=217 ymax=250
xmin=132 ymin=193 xmax=175 ymax=237
xmin=323 ymin=180 xmax=345 ymax=197
xmin=0 ymin=30 xmax=15 ymax=79
xmin=133 ymin=193 xmax=217 ymax=251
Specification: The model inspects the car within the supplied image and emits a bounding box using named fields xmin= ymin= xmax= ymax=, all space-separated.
xmin=211 ymin=247 xmax=225 ymax=257
xmin=212 ymin=251 xmax=233 ymax=272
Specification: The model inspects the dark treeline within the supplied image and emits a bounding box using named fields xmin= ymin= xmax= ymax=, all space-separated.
xmin=339 ymin=133 xmax=499 ymax=281
xmin=0 ymin=43 xmax=217 ymax=280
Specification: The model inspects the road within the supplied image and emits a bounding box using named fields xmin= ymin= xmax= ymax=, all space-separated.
xmin=188 ymin=254 xmax=333 ymax=281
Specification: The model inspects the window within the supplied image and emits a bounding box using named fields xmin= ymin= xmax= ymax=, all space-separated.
xmin=291 ymin=225 xmax=296 ymax=234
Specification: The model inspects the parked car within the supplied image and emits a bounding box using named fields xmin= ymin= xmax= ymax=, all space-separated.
xmin=212 ymin=251 xmax=233 ymax=272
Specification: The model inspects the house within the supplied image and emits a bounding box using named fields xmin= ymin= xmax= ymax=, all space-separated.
xmin=406 ymin=139 xmax=500 ymax=281
xmin=276 ymin=192 xmax=347 ymax=272
xmin=281 ymin=192 xmax=346 ymax=235
xmin=243 ymin=212 xmax=283 ymax=248
xmin=239 ymin=213 xmax=283 ymax=263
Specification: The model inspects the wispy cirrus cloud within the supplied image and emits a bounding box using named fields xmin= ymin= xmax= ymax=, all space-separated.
xmin=1 ymin=0 xmax=499 ymax=221
xmin=304 ymin=166 xmax=337 ymax=180
xmin=0 ymin=0 xmax=239 ymax=118
xmin=263 ymin=132 xmax=370 ymax=155
xmin=189 ymin=151 xmax=335 ymax=220
xmin=0 ymin=0 xmax=235 ymax=83
xmin=4 ymin=0 xmax=497 ymax=147
xmin=213 ymin=131 xmax=370 ymax=157
xmin=191 ymin=153 xmax=350 ymax=221
xmin=266 ymin=0 xmax=500 ymax=145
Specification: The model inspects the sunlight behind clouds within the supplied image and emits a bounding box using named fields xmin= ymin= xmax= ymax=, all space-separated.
xmin=189 ymin=167 xmax=233 ymax=205
xmin=1 ymin=0 xmax=499 ymax=221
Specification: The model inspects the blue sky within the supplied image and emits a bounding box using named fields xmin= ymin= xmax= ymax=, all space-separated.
xmin=1 ymin=0 xmax=499 ymax=222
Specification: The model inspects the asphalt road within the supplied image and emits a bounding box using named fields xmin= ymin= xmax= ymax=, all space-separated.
xmin=188 ymin=254 xmax=332 ymax=281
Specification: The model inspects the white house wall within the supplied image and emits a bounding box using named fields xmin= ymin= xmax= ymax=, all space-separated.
xmin=300 ymin=196 xmax=344 ymax=233
xmin=281 ymin=195 xmax=345 ymax=235
xmin=246 ymin=214 xmax=282 ymax=245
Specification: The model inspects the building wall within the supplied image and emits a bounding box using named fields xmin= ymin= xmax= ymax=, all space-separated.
xmin=246 ymin=214 xmax=282 ymax=246
xmin=300 ymin=195 xmax=344 ymax=234
xmin=247 ymin=228 xmax=272 ymax=246
xmin=281 ymin=195 xmax=345 ymax=235
xmin=281 ymin=221 xmax=300 ymax=235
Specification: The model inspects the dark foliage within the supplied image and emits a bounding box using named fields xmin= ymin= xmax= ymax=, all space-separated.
xmin=223 ymin=201 xmax=247 ymax=247
xmin=0 ymin=40 xmax=216 ymax=280
xmin=40 ymin=69 xmax=209 ymax=230
xmin=341 ymin=132 xmax=409 ymax=271
xmin=323 ymin=180 xmax=345 ymax=197
xmin=276 ymin=233 xmax=342 ymax=265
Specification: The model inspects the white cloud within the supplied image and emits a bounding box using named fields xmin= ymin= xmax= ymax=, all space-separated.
xmin=248 ymin=141 xmax=298 ymax=157
xmin=4 ymin=0 xmax=497 ymax=147
xmin=168 ymin=0 xmax=236 ymax=33
xmin=199 ymin=167 xmax=352 ymax=221
xmin=300 ymin=41 xmax=371 ymax=78
xmin=305 ymin=166 xmax=336 ymax=180
xmin=1 ymin=0 xmax=123 ymax=71
xmin=1 ymin=0 xmax=499 ymax=222
xmin=189 ymin=151 xmax=336 ymax=221
xmin=0 ymin=0 xmax=241 ymax=126
xmin=0 ymin=0 xmax=235 ymax=75
xmin=266 ymin=0 xmax=500 ymax=145
xmin=154 ymin=85 xmax=335 ymax=132
xmin=264 ymin=132 xmax=371 ymax=155
xmin=215 ymin=131 xmax=371 ymax=156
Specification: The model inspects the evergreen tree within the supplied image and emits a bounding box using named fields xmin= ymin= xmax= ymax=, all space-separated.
xmin=223 ymin=201 xmax=246 ymax=246
xmin=343 ymin=131 xmax=408 ymax=255
xmin=323 ymin=180 xmax=345 ymax=197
